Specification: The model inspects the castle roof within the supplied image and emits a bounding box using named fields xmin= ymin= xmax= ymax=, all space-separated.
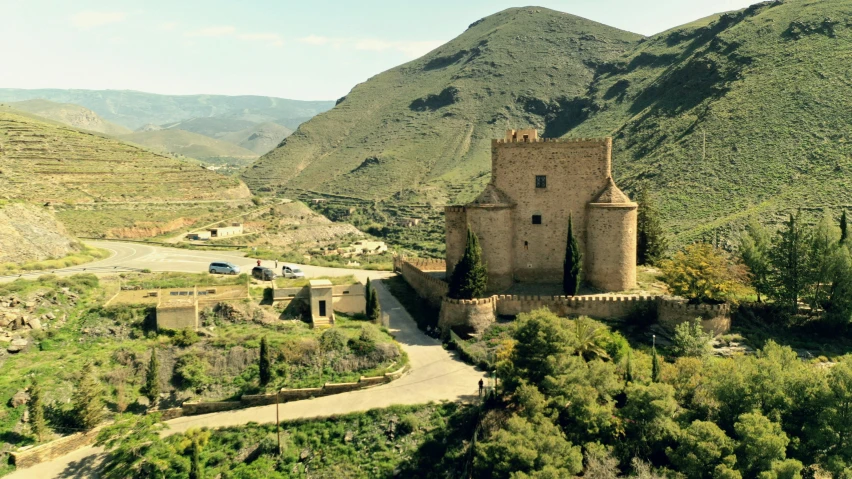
xmin=591 ymin=177 xmax=633 ymax=204
xmin=468 ymin=184 xmax=515 ymax=207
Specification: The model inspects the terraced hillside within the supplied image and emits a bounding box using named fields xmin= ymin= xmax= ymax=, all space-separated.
xmin=120 ymin=129 xmax=259 ymax=167
xmin=0 ymin=108 xmax=250 ymax=204
xmin=247 ymin=0 xmax=852 ymax=246
xmin=221 ymin=122 xmax=293 ymax=155
xmin=5 ymin=99 xmax=131 ymax=136
xmin=243 ymin=7 xmax=642 ymax=202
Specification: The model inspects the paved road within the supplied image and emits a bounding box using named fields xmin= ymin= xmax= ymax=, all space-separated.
xmin=6 ymin=245 xmax=483 ymax=478
xmin=0 ymin=241 xmax=393 ymax=284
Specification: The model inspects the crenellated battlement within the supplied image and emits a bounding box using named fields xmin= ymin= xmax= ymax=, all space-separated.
xmin=444 ymin=206 xmax=466 ymax=213
xmin=492 ymin=137 xmax=611 ymax=145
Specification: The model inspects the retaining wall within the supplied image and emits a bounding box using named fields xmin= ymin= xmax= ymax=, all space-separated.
xmin=657 ymin=296 xmax=731 ymax=335
xmin=10 ymin=425 xmax=104 ymax=468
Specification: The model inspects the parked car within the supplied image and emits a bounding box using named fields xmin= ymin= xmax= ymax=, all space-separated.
xmin=281 ymin=265 xmax=305 ymax=279
xmin=209 ymin=262 xmax=240 ymax=275
xmin=252 ymin=266 xmax=275 ymax=281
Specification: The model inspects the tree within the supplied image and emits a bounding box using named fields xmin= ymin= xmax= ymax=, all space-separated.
xmin=651 ymin=345 xmax=662 ymax=383
xmin=73 ymin=362 xmax=105 ymax=431
xmin=448 ymin=227 xmax=488 ymax=299
xmin=28 ymin=379 xmax=47 ymax=442
xmin=563 ymin=215 xmax=582 ymax=296
xmin=671 ymin=319 xmax=713 ymax=358
xmin=769 ymin=213 xmax=810 ymax=314
xmin=626 ymin=348 xmax=635 ymax=384
xmin=806 ymin=214 xmax=840 ymax=310
xmin=96 ymin=413 xmax=172 ymax=479
xmin=142 ymin=348 xmax=160 ymax=407
xmin=660 ymin=243 xmax=745 ymax=303
xmin=734 ymin=412 xmax=789 ymax=477
xmin=368 ymin=286 xmax=381 ymax=322
xmin=259 ymin=336 xmax=271 ymax=386
xmin=636 ymin=184 xmax=669 ymax=265
xmin=667 ymin=420 xmax=737 ymax=479
xmin=740 ymin=219 xmax=773 ymax=302
xmin=619 ymin=382 xmax=680 ymax=460
xmin=500 ymin=309 xmax=574 ymax=391
xmin=365 ymin=278 xmax=374 ymax=319
xmin=825 ymin=245 xmax=852 ymax=328
xmin=841 ymin=210 xmax=848 ymax=244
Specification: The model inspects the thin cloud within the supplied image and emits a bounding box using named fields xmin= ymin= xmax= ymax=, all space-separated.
xmin=160 ymin=22 xmax=179 ymax=31
xmin=185 ymin=26 xmax=236 ymax=37
xmin=70 ymin=11 xmax=127 ymax=29
xmin=237 ymin=32 xmax=284 ymax=47
xmin=299 ymin=35 xmax=442 ymax=58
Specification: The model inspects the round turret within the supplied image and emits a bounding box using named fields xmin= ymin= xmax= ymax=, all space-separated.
xmin=585 ymin=178 xmax=637 ymax=291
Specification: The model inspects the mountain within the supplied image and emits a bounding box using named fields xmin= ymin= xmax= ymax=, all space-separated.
xmin=242 ymin=7 xmax=642 ymax=201
xmin=246 ymin=0 xmax=852 ymax=243
xmin=160 ymin=117 xmax=259 ymax=138
xmin=220 ymin=122 xmax=293 ymax=155
xmin=0 ymin=107 xmax=250 ymax=203
xmin=119 ymin=129 xmax=259 ymax=166
xmin=4 ymin=99 xmax=131 ymax=136
xmin=0 ymin=89 xmax=335 ymax=131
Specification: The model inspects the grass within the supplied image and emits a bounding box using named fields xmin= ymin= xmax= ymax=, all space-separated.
xmin=0 ymin=245 xmax=110 ymax=274
xmin=121 ymin=271 xmax=249 ymax=289
xmin=119 ymin=129 xmax=258 ymax=165
xmin=275 ymin=274 xmax=357 ymax=288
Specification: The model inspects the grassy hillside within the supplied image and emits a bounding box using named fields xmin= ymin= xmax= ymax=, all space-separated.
xmin=5 ymin=99 xmax=131 ymax=136
xmin=159 ymin=117 xmax=258 ymax=138
xmin=243 ymin=7 xmax=642 ymax=202
xmin=120 ymin=129 xmax=259 ymax=166
xmin=221 ymin=121 xmax=292 ymax=155
xmin=0 ymin=88 xmax=334 ymax=130
xmin=247 ymin=0 xmax=852 ymax=246
xmin=0 ymin=108 xmax=250 ymax=204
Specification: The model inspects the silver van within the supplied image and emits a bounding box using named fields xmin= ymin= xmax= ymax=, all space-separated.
xmin=281 ymin=265 xmax=305 ymax=279
xmin=209 ymin=262 xmax=240 ymax=275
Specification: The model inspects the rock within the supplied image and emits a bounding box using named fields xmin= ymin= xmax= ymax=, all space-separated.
xmin=9 ymin=390 xmax=29 ymax=407
xmin=22 ymin=409 xmax=29 ymax=423
xmin=344 ymin=430 xmax=354 ymax=442
xmin=299 ymin=449 xmax=310 ymax=461
xmin=0 ymin=334 xmax=11 ymax=343
xmin=136 ymin=396 xmax=151 ymax=408
xmin=7 ymin=338 xmax=28 ymax=353
xmin=24 ymin=302 xmax=35 ymax=311
xmin=28 ymin=318 xmax=42 ymax=330
xmin=45 ymin=312 xmax=56 ymax=320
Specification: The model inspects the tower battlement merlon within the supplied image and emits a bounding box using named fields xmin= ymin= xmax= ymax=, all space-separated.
xmin=492 ymin=136 xmax=612 ymax=146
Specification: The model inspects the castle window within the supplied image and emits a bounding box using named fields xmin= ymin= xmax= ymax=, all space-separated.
xmin=535 ymin=175 xmax=546 ymax=188
xmin=532 ymin=215 xmax=542 ymax=225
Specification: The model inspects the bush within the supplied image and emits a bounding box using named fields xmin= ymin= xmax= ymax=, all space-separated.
xmin=174 ymin=354 xmax=212 ymax=391
xmin=171 ymin=328 xmax=200 ymax=347
xmin=660 ymin=243 xmax=746 ymax=303
xmin=320 ymin=328 xmax=349 ymax=354
xmin=672 ymin=319 xmax=714 ymax=357
xmin=349 ymin=325 xmax=380 ymax=356
xmin=397 ymin=414 xmax=421 ymax=435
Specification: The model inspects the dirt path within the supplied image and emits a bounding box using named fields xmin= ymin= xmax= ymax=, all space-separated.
xmin=7 ymin=280 xmax=484 ymax=479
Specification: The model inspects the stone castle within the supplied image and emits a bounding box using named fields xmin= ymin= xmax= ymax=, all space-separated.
xmin=445 ymin=129 xmax=638 ymax=292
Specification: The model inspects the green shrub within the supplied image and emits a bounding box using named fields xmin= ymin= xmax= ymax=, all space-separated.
xmin=320 ymin=328 xmax=349 ymax=353
xmin=397 ymin=414 xmax=421 ymax=435
xmin=672 ymin=319 xmax=714 ymax=357
xmin=174 ymin=354 xmax=211 ymax=391
xmin=171 ymin=328 xmax=200 ymax=347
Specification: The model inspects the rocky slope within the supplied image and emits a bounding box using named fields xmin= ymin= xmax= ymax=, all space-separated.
xmin=5 ymin=99 xmax=131 ymax=136
xmin=0 ymin=202 xmax=79 ymax=264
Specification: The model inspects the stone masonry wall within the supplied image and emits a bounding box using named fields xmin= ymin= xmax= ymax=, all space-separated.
xmin=439 ymin=297 xmax=498 ymax=334
xmin=399 ymin=261 xmax=449 ymax=308
xmin=10 ymin=425 xmax=104 ymax=468
xmin=657 ymin=296 xmax=731 ymax=335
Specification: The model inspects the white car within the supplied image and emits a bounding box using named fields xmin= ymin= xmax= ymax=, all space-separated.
xmin=281 ymin=265 xmax=305 ymax=279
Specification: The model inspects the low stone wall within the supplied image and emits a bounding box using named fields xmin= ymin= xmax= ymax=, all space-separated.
xmin=181 ymin=400 xmax=243 ymax=416
xmin=10 ymin=425 xmax=104 ymax=468
xmin=657 ymin=296 xmax=731 ymax=335
xmin=439 ymin=297 xmax=498 ymax=334
xmin=496 ymin=294 xmax=655 ymax=319
xmin=399 ymin=261 xmax=448 ymax=308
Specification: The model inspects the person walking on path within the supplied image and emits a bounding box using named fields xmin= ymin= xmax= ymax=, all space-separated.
xmin=275 ymin=260 xmax=278 ymax=270
xmin=478 ymin=378 xmax=484 ymax=397
xmin=256 ymin=259 xmax=261 ymax=267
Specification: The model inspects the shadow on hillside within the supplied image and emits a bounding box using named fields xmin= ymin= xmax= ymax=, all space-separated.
xmin=57 ymin=452 xmax=105 ymax=478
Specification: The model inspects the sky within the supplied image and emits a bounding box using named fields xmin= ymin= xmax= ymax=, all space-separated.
xmin=0 ymin=0 xmax=763 ymax=101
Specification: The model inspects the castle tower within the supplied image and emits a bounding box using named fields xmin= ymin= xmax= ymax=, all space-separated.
xmin=585 ymin=178 xmax=638 ymax=291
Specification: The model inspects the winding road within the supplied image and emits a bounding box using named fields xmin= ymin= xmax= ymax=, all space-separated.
xmin=6 ymin=242 xmax=484 ymax=478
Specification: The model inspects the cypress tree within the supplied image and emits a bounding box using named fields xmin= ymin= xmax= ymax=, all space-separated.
xmin=448 ymin=227 xmax=488 ymax=299
xmin=143 ymin=348 xmax=159 ymax=407
xmin=841 ymin=210 xmax=848 ymax=244
xmin=73 ymin=362 xmax=104 ymax=431
xmin=365 ymin=278 xmax=374 ymax=319
xmin=769 ymin=213 xmax=810 ymax=314
xmin=636 ymin=184 xmax=669 ymax=265
xmin=259 ymin=336 xmax=271 ymax=386
xmin=625 ymin=348 xmax=634 ymax=384
xmin=28 ymin=379 xmax=47 ymax=442
xmin=189 ymin=439 xmax=203 ymax=479
xmin=369 ymin=288 xmax=381 ymax=323
xmin=563 ymin=215 xmax=582 ymax=296
xmin=651 ymin=346 xmax=661 ymax=383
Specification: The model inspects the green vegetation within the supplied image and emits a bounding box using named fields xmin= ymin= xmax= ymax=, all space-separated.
xmin=119 ymin=129 xmax=259 ymax=167
xmin=636 ymin=184 xmax=669 ymax=265
xmin=660 ymin=243 xmax=747 ymax=303
xmin=275 ymin=274 xmax=356 ymax=289
xmin=563 ymin=214 xmax=581 ymax=295
xmin=5 ymin=99 xmax=131 ymax=135
xmin=142 ymin=348 xmax=160 ymax=406
xmin=448 ymin=228 xmax=487 ymax=299
xmin=0 ymin=244 xmax=110 ymax=274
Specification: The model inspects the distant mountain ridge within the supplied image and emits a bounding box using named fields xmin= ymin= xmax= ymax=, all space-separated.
xmin=245 ymin=0 xmax=852 ymax=244
xmin=5 ymin=99 xmax=131 ymax=136
xmin=0 ymin=88 xmax=334 ymax=131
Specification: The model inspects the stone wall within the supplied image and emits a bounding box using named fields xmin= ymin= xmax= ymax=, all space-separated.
xmin=10 ymin=425 xmax=104 ymax=468
xmin=439 ymin=297 xmax=498 ymax=334
xmin=399 ymin=260 xmax=449 ymax=308
xmin=156 ymin=300 xmax=198 ymax=330
xmin=495 ymin=294 xmax=655 ymax=319
xmin=657 ymin=296 xmax=731 ymax=335
xmin=586 ymin=203 xmax=637 ymax=291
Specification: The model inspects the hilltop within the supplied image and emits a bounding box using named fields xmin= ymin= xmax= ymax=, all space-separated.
xmin=246 ymin=0 xmax=852 ymax=244
xmin=221 ymin=122 xmax=293 ymax=155
xmin=4 ymin=99 xmax=131 ymax=136
xmin=0 ymin=108 xmax=250 ymax=204
xmin=243 ymin=7 xmax=642 ymax=200
xmin=120 ymin=129 xmax=259 ymax=166
xmin=0 ymin=88 xmax=334 ymax=131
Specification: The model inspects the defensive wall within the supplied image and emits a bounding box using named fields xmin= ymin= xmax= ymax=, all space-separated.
xmin=395 ymin=258 xmax=730 ymax=335
xmin=394 ymin=257 xmax=448 ymax=308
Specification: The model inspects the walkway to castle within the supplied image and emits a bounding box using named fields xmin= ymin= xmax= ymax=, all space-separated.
xmin=8 ymin=280 xmax=485 ymax=479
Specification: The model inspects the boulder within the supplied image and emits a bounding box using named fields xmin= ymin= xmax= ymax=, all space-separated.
xmin=9 ymin=390 xmax=29 ymax=407
xmin=7 ymin=338 xmax=28 ymax=353
xmin=28 ymin=318 xmax=42 ymax=330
